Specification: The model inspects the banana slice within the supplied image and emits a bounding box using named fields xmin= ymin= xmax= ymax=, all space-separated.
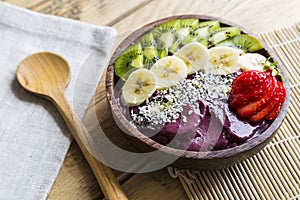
xmin=237 ymin=53 xmax=268 ymax=71
xmin=207 ymin=47 xmax=239 ymax=75
xmin=174 ymin=42 xmax=209 ymax=74
xmin=150 ymin=56 xmax=187 ymax=89
xmin=121 ymin=68 xmax=157 ymax=106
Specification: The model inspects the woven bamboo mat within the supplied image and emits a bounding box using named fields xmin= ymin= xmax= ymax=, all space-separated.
xmin=172 ymin=23 xmax=300 ymax=200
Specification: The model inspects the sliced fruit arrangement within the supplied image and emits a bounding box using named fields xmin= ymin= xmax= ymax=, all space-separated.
xmin=237 ymin=53 xmax=268 ymax=71
xmin=208 ymin=27 xmax=241 ymax=47
xmin=114 ymin=18 xmax=264 ymax=80
xmin=174 ymin=42 xmax=209 ymax=74
xmin=152 ymin=19 xmax=179 ymax=57
xmin=140 ymin=32 xmax=159 ymax=69
xmin=229 ymin=65 xmax=286 ymax=122
xmin=115 ymin=42 xmax=143 ymax=80
xmin=216 ymin=34 xmax=264 ymax=53
xmin=182 ymin=20 xmax=220 ymax=46
xmin=168 ymin=18 xmax=199 ymax=54
xmin=150 ymin=56 xmax=187 ymax=89
xmin=121 ymin=68 xmax=157 ymax=106
xmin=116 ymin=17 xmax=286 ymax=124
xmin=207 ymin=46 xmax=239 ymax=75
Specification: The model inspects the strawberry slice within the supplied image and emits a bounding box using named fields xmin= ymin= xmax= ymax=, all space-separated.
xmin=236 ymin=76 xmax=277 ymax=118
xmin=249 ymin=81 xmax=279 ymax=122
xmin=265 ymin=81 xmax=286 ymax=120
xmin=229 ymin=93 xmax=249 ymax=108
xmin=230 ymin=70 xmax=273 ymax=108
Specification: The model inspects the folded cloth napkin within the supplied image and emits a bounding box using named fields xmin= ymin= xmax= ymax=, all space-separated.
xmin=0 ymin=2 xmax=116 ymax=199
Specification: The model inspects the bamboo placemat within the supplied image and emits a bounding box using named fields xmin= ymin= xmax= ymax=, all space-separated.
xmin=172 ymin=23 xmax=300 ymax=200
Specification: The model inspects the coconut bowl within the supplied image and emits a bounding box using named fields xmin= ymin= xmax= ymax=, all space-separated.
xmin=105 ymin=15 xmax=290 ymax=170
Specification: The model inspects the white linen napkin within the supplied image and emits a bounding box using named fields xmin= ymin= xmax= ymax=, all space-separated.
xmin=0 ymin=2 xmax=116 ymax=200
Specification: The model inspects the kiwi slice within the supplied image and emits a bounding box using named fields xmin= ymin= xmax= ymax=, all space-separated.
xmin=182 ymin=20 xmax=220 ymax=46
xmin=152 ymin=19 xmax=180 ymax=52
xmin=193 ymin=20 xmax=220 ymax=39
xmin=114 ymin=42 xmax=144 ymax=80
xmin=177 ymin=18 xmax=199 ymax=40
xmin=139 ymin=32 xmax=159 ymax=68
xmin=215 ymin=34 xmax=264 ymax=52
xmin=157 ymin=48 xmax=168 ymax=59
xmin=208 ymin=27 xmax=241 ymax=47
xmin=114 ymin=19 xmax=247 ymax=80
xmin=169 ymin=18 xmax=199 ymax=53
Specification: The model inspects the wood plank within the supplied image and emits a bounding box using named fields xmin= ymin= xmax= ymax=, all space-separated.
xmin=121 ymin=169 xmax=188 ymax=200
xmin=78 ymin=0 xmax=151 ymax=26
xmin=47 ymin=143 xmax=102 ymax=200
xmin=2 ymin=0 xmax=151 ymax=24
xmin=112 ymin=0 xmax=300 ymax=37
xmin=1 ymin=0 xmax=43 ymax=8
xmin=222 ymin=0 xmax=300 ymax=33
xmin=112 ymin=0 xmax=243 ymax=41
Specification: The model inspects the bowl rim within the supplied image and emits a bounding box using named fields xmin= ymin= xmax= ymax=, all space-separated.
xmin=106 ymin=14 xmax=290 ymax=160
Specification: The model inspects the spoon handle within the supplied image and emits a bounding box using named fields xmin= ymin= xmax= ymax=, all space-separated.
xmin=48 ymin=89 xmax=128 ymax=200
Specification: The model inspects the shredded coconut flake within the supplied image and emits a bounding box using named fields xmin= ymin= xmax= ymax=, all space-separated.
xmin=131 ymin=71 xmax=235 ymax=126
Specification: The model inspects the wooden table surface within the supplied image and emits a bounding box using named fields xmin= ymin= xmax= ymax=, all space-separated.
xmin=3 ymin=0 xmax=300 ymax=199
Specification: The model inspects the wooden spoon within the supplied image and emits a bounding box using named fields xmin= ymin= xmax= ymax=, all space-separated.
xmin=16 ymin=52 xmax=128 ymax=200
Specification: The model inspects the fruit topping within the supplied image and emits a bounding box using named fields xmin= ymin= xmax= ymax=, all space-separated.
xmin=150 ymin=56 xmax=187 ymax=89
xmin=168 ymin=18 xmax=199 ymax=53
xmin=114 ymin=19 xmax=267 ymax=80
xmin=265 ymin=81 xmax=286 ymax=120
xmin=236 ymin=77 xmax=276 ymax=119
xmin=115 ymin=42 xmax=144 ymax=80
xmin=140 ymin=32 xmax=159 ymax=69
xmin=215 ymin=34 xmax=264 ymax=53
xmin=152 ymin=19 xmax=179 ymax=55
xmin=237 ymin=53 xmax=268 ymax=71
xmin=207 ymin=46 xmax=240 ymax=75
xmin=229 ymin=70 xmax=274 ymax=108
xmin=121 ymin=68 xmax=157 ymax=106
xmin=182 ymin=20 xmax=220 ymax=46
xmin=174 ymin=42 xmax=209 ymax=74
xmin=114 ymin=18 xmax=286 ymax=152
xmin=208 ymin=27 xmax=241 ymax=47
xmin=229 ymin=66 xmax=286 ymax=122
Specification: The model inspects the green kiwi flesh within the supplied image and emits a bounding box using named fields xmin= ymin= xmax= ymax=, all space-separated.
xmin=114 ymin=18 xmax=264 ymax=80
xmin=208 ymin=27 xmax=241 ymax=46
xmin=168 ymin=18 xmax=199 ymax=53
xmin=114 ymin=42 xmax=143 ymax=80
xmin=152 ymin=19 xmax=180 ymax=49
xmin=215 ymin=34 xmax=264 ymax=52
xmin=140 ymin=32 xmax=159 ymax=68
xmin=181 ymin=20 xmax=220 ymax=46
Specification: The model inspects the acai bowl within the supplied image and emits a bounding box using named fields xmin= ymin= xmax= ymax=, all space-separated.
xmin=106 ymin=15 xmax=290 ymax=170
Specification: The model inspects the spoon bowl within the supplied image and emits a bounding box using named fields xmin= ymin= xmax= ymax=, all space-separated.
xmin=16 ymin=52 xmax=127 ymax=200
xmin=17 ymin=52 xmax=70 ymax=96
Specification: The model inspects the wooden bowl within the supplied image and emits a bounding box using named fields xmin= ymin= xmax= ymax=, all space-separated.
xmin=106 ymin=15 xmax=290 ymax=170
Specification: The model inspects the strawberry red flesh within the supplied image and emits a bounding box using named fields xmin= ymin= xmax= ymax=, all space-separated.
xmin=236 ymin=76 xmax=276 ymax=117
xmin=230 ymin=70 xmax=273 ymax=108
xmin=249 ymin=80 xmax=279 ymax=122
xmin=229 ymin=68 xmax=286 ymax=122
xmin=265 ymin=81 xmax=286 ymax=120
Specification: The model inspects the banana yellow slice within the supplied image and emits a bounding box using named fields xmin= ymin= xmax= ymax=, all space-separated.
xmin=150 ymin=56 xmax=187 ymax=89
xmin=207 ymin=47 xmax=239 ymax=75
xmin=237 ymin=53 xmax=268 ymax=71
xmin=174 ymin=42 xmax=209 ymax=74
xmin=121 ymin=68 xmax=157 ymax=106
